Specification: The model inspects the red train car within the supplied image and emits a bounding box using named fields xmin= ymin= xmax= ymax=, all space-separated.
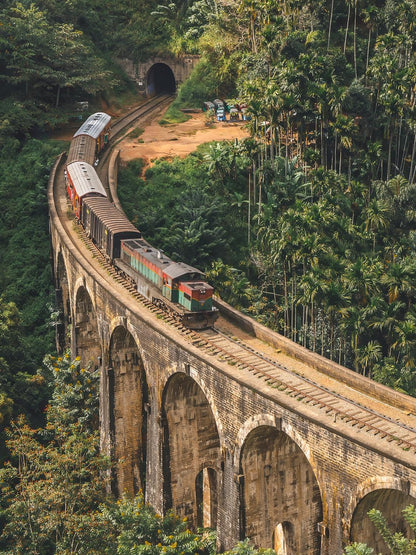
xmin=65 ymin=161 xmax=107 ymax=219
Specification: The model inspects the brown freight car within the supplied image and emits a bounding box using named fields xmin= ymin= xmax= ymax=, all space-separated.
xmin=81 ymin=196 xmax=141 ymax=260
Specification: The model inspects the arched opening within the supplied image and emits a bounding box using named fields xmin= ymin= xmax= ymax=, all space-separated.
xmin=273 ymin=522 xmax=295 ymax=555
xmin=162 ymin=373 xmax=220 ymax=529
xmin=240 ymin=426 xmax=322 ymax=553
xmin=350 ymin=488 xmax=416 ymax=553
xmin=74 ymin=286 xmax=101 ymax=369
xmin=109 ymin=326 xmax=148 ymax=496
xmin=196 ymin=467 xmax=218 ymax=529
xmin=147 ymin=63 xmax=176 ymax=95
xmin=55 ymin=252 xmax=71 ymax=353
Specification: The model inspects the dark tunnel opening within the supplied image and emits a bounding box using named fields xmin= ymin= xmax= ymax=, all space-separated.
xmin=147 ymin=63 xmax=176 ymax=95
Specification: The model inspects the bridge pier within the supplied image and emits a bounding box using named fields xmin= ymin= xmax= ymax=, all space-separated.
xmin=50 ymin=168 xmax=416 ymax=553
xmin=144 ymin=390 xmax=165 ymax=514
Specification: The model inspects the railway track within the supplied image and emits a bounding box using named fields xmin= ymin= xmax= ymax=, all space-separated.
xmin=73 ymin=220 xmax=416 ymax=456
xmin=97 ymin=95 xmax=173 ymax=192
xmin=53 ymin=97 xmax=416 ymax=460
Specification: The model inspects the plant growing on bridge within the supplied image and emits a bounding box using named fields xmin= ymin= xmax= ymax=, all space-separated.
xmin=344 ymin=543 xmax=375 ymax=554
xmin=344 ymin=505 xmax=416 ymax=555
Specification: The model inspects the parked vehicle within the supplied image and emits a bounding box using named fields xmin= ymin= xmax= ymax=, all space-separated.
xmin=213 ymin=99 xmax=225 ymax=111
xmin=203 ymin=101 xmax=215 ymax=112
xmin=229 ymin=108 xmax=240 ymax=121
xmin=216 ymin=109 xmax=226 ymax=122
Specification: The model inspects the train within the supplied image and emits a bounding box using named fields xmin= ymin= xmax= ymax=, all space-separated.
xmin=64 ymin=112 xmax=219 ymax=329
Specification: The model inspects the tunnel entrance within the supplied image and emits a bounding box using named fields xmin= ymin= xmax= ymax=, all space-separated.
xmin=147 ymin=63 xmax=176 ymax=95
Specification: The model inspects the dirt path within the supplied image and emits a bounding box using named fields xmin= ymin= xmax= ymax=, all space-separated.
xmin=118 ymin=109 xmax=249 ymax=167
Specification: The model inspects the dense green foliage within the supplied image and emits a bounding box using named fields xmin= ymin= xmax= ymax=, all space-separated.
xmin=345 ymin=504 xmax=416 ymax=554
xmin=0 ymin=354 xmax=218 ymax=554
xmin=118 ymin=144 xmax=250 ymax=270
xmin=0 ymin=139 xmax=65 ymax=425
xmin=0 ymin=354 xmax=107 ymax=553
xmin=118 ymin=0 xmax=416 ymax=395
xmin=0 ymin=139 xmax=61 ymax=364
xmin=232 ymin=0 xmax=416 ymax=389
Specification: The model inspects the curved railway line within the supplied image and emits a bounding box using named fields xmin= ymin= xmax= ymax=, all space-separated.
xmin=96 ymin=95 xmax=174 ymax=194
xmin=53 ymin=97 xmax=416 ymax=463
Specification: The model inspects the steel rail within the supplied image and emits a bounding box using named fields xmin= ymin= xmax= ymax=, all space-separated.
xmin=53 ymin=98 xmax=416 ymax=457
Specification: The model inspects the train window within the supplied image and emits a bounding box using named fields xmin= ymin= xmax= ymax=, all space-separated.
xmin=184 ymin=292 xmax=191 ymax=300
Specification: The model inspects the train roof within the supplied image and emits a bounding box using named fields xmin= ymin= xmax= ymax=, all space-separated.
xmin=73 ymin=112 xmax=111 ymax=139
xmin=67 ymin=134 xmax=96 ymax=166
xmin=122 ymin=239 xmax=204 ymax=279
xmin=67 ymin=161 xmax=107 ymax=198
xmin=82 ymin=196 xmax=140 ymax=235
xmin=164 ymin=262 xmax=204 ymax=280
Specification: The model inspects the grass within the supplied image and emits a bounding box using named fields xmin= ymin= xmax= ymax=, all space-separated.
xmin=159 ymin=103 xmax=191 ymax=125
xmin=128 ymin=127 xmax=144 ymax=139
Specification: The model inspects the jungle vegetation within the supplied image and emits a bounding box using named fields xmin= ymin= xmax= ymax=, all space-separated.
xmin=0 ymin=0 xmax=415 ymax=551
xmin=1 ymin=0 xmax=416 ymax=414
xmin=118 ymin=0 xmax=416 ymax=397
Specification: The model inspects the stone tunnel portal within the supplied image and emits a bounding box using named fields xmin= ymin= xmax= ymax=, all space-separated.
xmin=146 ymin=63 xmax=176 ymax=95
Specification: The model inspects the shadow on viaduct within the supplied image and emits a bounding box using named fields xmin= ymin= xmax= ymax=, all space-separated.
xmin=50 ymin=156 xmax=416 ymax=554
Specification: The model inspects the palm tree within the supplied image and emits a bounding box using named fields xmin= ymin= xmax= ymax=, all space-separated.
xmin=392 ymin=316 xmax=416 ymax=369
xmin=364 ymin=198 xmax=390 ymax=251
xmin=361 ymin=5 xmax=379 ymax=72
xmin=356 ymin=340 xmax=382 ymax=377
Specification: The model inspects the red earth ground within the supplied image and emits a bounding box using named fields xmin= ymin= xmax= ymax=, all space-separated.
xmin=117 ymin=109 xmax=250 ymax=168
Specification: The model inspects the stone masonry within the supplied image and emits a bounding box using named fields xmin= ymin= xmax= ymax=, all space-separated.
xmin=49 ymin=157 xmax=416 ymax=554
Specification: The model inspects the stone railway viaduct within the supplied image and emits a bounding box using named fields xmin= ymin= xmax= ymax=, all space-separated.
xmin=49 ymin=60 xmax=416 ymax=554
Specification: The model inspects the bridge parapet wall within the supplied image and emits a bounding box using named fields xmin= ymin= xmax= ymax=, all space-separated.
xmin=49 ymin=152 xmax=416 ymax=554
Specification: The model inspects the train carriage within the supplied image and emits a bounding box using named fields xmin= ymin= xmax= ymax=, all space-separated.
xmin=81 ymin=196 xmax=141 ymax=260
xmin=66 ymin=161 xmax=107 ymax=219
xmin=67 ymin=134 xmax=96 ymax=166
xmin=65 ymin=110 xmax=218 ymax=329
xmin=73 ymin=112 xmax=111 ymax=155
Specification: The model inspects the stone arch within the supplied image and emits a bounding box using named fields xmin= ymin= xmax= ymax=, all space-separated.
xmin=350 ymin=478 xmax=416 ymax=553
xmin=162 ymin=372 xmax=221 ymax=528
xmin=109 ymin=325 xmax=149 ymax=497
xmin=195 ymin=466 xmax=218 ymax=529
xmin=74 ymin=284 xmax=101 ymax=369
xmin=146 ymin=63 xmax=176 ymax=95
xmin=159 ymin=367 xmax=226 ymax=449
xmin=273 ymin=521 xmax=295 ymax=554
xmin=55 ymin=250 xmax=71 ymax=353
xmin=239 ymin=425 xmax=322 ymax=553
